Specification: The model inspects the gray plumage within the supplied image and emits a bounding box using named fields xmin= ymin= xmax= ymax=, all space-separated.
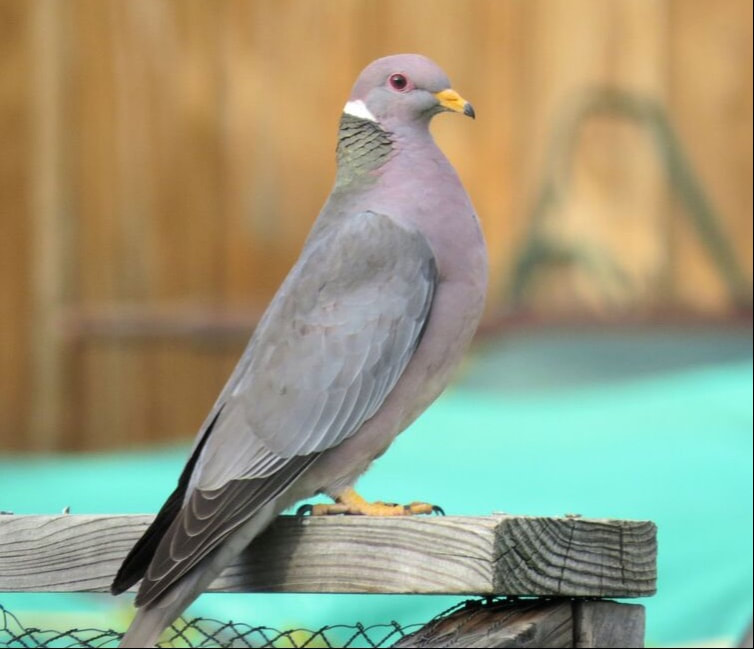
xmin=114 ymin=53 xmax=488 ymax=647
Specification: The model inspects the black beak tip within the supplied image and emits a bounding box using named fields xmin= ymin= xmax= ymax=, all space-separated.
xmin=464 ymin=102 xmax=476 ymax=119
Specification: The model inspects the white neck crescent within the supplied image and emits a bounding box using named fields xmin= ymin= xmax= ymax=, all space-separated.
xmin=343 ymin=100 xmax=377 ymax=122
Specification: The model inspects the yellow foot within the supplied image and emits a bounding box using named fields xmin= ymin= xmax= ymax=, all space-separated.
xmin=297 ymin=487 xmax=444 ymax=516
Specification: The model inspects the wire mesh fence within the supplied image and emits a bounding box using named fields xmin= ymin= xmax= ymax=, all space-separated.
xmin=1 ymin=601 xmax=465 ymax=648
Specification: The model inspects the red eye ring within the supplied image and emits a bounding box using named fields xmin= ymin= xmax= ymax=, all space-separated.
xmin=389 ymin=73 xmax=410 ymax=92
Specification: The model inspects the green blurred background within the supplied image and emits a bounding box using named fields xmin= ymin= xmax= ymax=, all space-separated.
xmin=1 ymin=0 xmax=752 ymax=646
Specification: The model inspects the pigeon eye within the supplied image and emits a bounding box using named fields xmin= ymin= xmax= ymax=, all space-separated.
xmin=389 ymin=73 xmax=409 ymax=92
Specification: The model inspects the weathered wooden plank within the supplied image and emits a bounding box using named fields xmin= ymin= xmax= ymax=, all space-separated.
xmin=393 ymin=599 xmax=573 ymax=648
xmin=669 ymin=0 xmax=753 ymax=310
xmin=27 ymin=0 xmax=69 ymax=451
xmin=0 ymin=0 xmax=33 ymax=450
xmin=573 ymin=600 xmax=645 ymax=648
xmin=393 ymin=598 xmax=645 ymax=648
xmin=0 ymin=514 xmax=656 ymax=596
xmin=492 ymin=516 xmax=656 ymax=597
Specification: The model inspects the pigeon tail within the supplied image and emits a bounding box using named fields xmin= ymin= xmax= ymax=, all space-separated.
xmin=119 ymin=605 xmax=174 ymax=648
xmin=119 ymin=502 xmax=278 ymax=647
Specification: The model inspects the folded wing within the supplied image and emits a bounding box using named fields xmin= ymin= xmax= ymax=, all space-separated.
xmin=131 ymin=211 xmax=437 ymax=606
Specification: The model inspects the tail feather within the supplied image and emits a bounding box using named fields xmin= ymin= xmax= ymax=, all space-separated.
xmin=118 ymin=501 xmax=277 ymax=648
xmin=119 ymin=605 xmax=176 ymax=649
xmin=113 ymin=409 xmax=222 ymax=595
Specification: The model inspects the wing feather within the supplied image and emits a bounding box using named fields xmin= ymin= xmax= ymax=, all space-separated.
xmin=133 ymin=211 xmax=437 ymax=607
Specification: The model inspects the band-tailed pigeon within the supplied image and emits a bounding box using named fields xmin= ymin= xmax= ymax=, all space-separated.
xmin=113 ymin=53 xmax=488 ymax=647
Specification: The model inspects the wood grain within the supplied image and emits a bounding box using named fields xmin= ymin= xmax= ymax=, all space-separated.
xmin=0 ymin=514 xmax=656 ymax=596
xmin=394 ymin=599 xmax=573 ymax=648
xmin=394 ymin=598 xmax=646 ymax=648
xmin=492 ymin=516 xmax=656 ymax=597
xmin=573 ymin=600 xmax=645 ymax=648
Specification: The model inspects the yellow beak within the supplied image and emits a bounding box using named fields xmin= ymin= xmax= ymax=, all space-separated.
xmin=434 ymin=89 xmax=475 ymax=118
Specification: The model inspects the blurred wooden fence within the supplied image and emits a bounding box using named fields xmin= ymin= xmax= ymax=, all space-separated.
xmin=0 ymin=0 xmax=751 ymax=451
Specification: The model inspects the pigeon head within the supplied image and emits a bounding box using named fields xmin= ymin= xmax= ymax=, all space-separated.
xmin=344 ymin=54 xmax=475 ymax=128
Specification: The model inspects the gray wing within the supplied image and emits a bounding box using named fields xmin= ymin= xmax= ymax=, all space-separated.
xmin=136 ymin=211 xmax=437 ymax=606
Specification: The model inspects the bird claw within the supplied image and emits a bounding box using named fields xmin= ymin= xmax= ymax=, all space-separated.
xmin=297 ymin=490 xmax=445 ymax=517
xmin=297 ymin=503 xmax=351 ymax=516
xmin=402 ymin=501 xmax=444 ymax=516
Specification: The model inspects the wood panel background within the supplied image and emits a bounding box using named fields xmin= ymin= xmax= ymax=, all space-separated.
xmin=0 ymin=0 xmax=751 ymax=451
